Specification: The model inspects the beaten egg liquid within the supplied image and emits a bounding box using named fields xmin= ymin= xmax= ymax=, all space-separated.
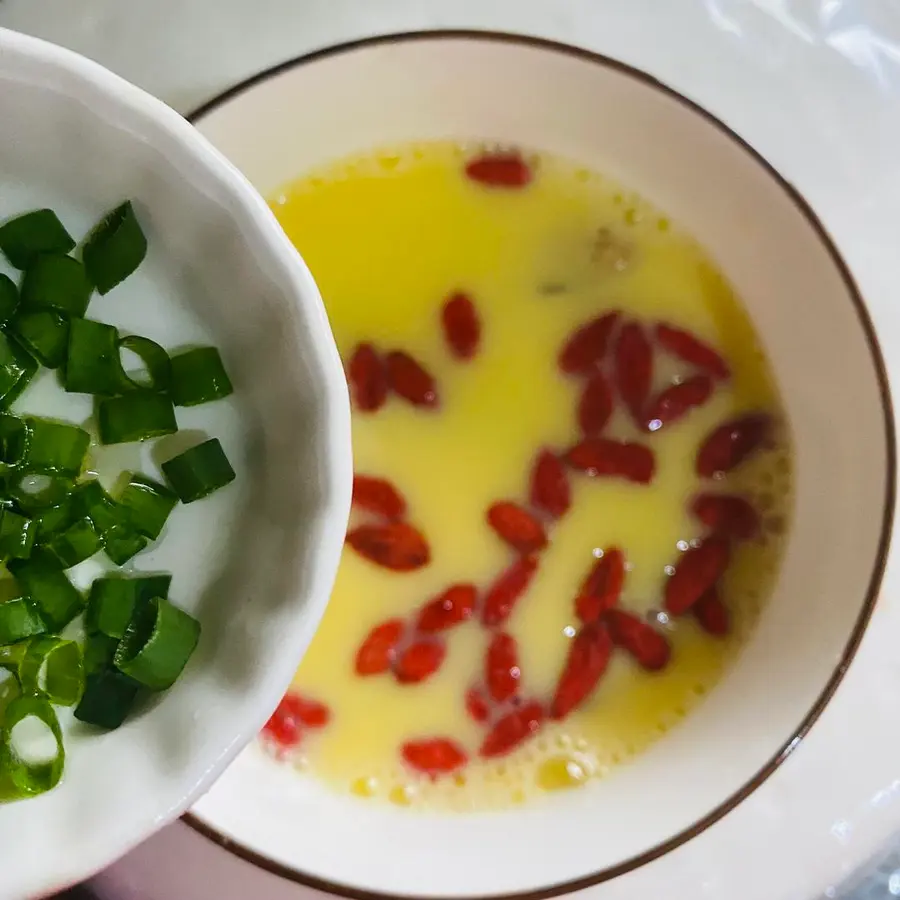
xmin=270 ymin=143 xmax=791 ymax=811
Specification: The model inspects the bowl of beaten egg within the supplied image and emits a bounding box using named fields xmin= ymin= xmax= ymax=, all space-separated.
xmin=0 ymin=27 xmax=351 ymax=899
xmin=188 ymin=32 xmax=893 ymax=899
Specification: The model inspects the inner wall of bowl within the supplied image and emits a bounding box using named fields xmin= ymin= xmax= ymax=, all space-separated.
xmin=194 ymin=37 xmax=891 ymax=896
xmin=0 ymin=63 xmax=345 ymax=889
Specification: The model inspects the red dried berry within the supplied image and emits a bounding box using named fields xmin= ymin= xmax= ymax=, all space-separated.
xmin=485 ymin=632 xmax=520 ymax=703
xmin=664 ymin=537 xmax=731 ymax=615
xmin=693 ymin=587 xmax=730 ymax=636
xmin=529 ymin=450 xmax=571 ymax=519
xmin=416 ymin=584 xmax=478 ymax=633
xmin=566 ymin=438 xmax=655 ymax=484
xmin=346 ymin=522 xmax=430 ymax=571
xmin=279 ymin=693 xmax=331 ymax=728
xmin=696 ymin=413 xmax=771 ymax=478
xmin=352 ymin=474 xmax=407 ymax=520
xmin=550 ymin=622 xmax=612 ymax=720
xmin=402 ymin=738 xmax=468 ymax=775
xmin=645 ymin=374 xmax=714 ymax=430
xmin=578 ymin=371 xmax=614 ymax=435
xmin=481 ymin=556 xmax=540 ymax=627
xmin=442 ymin=292 xmax=481 ymax=359
xmin=394 ymin=639 xmax=446 ymax=684
xmin=604 ymin=609 xmax=671 ymax=671
xmin=690 ymin=493 xmax=760 ymax=541
xmin=614 ymin=322 xmax=653 ymax=425
xmin=464 ymin=151 xmax=532 ymax=188
xmin=355 ymin=619 xmax=406 ymax=676
xmin=558 ymin=312 xmax=620 ymax=375
xmin=385 ymin=350 xmax=438 ymax=408
xmin=347 ymin=343 xmax=388 ymax=412
xmin=263 ymin=695 xmax=314 ymax=748
xmin=465 ymin=687 xmax=491 ymax=723
xmin=655 ymin=323 xmax=730 ymax=380
xmin=575 ymin=548 xmax=626 ymax=624
xmin=486 ymin=502 xmax=548 ymax=555
xmin=479 ymin=701 xmax=544 ymax=758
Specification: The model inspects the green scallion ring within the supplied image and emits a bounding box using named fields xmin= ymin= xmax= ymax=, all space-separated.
xmin=96 ymin=392 xmax=177 ymax=445
xmin=0 ymin=693 xmax=65 ymax=795
xmin=0 ymin=597 xmax=47 ymax=644
xmin=10 ymin=308 xmax=70 ymax=369
xmin=82 ymin=201 xmax=147 ymax=295
xmin=20 ymin=254 xmax=92 ymax=318
xmin=161 ymin=438 xmax=235 ymax=503
xmin=64 ymin=317 xmax=128 ymax=396
xmin=17 ymin=636 xmax=84 ymax=706
xmin=0 ymin=209 xmax=75 ymax=270
xmin=118 ymin=335 xmax=171 ymax=392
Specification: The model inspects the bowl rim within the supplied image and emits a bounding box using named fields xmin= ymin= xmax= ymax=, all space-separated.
xmin=0 ymin=24 xmax=353 ymax=898
xmin=185 ymin=28 xmax=897 ymax=900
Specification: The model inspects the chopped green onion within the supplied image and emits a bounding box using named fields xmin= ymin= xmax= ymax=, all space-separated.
xmin=0 ymin=210 xmax=75 ymax=270
xmin=115 ymin=595 xmax=200 ymax=690
xmin=103 ymin=524 xmax=147 ymax=566
xmin=46 ymin=518 xmax=102 ymax=569
xmin=169 ymin=347 xmax=233 ymax=407
xmin=117 ymin=473 xmax=177 ymax=539
xmin=0 ymin=598 xmax=46 ymax=643
xmin=64 ymin=317 xmax=126 ymax=395
xmin=17 ymin=637 xmax=84 ymax=706
xmin=22 ymin=417 xmax=90 ymax=476
xmin=161 ymin=438 xmax=235 ymax=503
xmin=0 ymin=332 xmax=38 ymax=407
xmin=72 ymin=480 xmax=122 ymax=534
xmin=8 ymin=551 xmax=83 ymax=632
xmin=10 ymin=309 xmax=69 ymax=369
xmin=0 ymin=274 xmax=19 ymax=326
xmin=7 ymin=473 xmax=74 ymax=514
xmin=0 ymin=414 xmax=28 ymax=472
xmin=74 ymin=670 xmax=140 ymax=729
xmin=96 ymin=392 xmax=177 ymax=444
xmin=82 ymin=633 xmax=118 ymax=674
xmin=0 ymin=694 xmax=65 ymax=794
xmin=32 ymin=497 xmax=76 ymax=541
xmin=0 ymin=510 xmax=38 ymax=560
xmin=119 ymin=335 xmax=171 ymax=392
xmin=20 ymin=255 xmax=92 ymax=317
xmin=85 ymin=574 xmax=171 ymax=638
xmin=82 ymin=201 xmax=147 ymax=295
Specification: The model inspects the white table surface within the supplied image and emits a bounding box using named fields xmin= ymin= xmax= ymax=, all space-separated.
xmin=5 ymin=2 xmax=900 ymax=899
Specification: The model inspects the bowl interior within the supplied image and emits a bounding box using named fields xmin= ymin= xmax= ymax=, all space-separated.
xmin=0 ymin=29 xmax=351 ymax=900
xmin=191 ymin=33 xmax=893 ymax=899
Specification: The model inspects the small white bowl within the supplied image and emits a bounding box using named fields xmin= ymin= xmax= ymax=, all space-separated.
xmin=189 ymin=32 xmax=895 ymax=900
xmin=0 ymin=26 xmax=352 ymax=900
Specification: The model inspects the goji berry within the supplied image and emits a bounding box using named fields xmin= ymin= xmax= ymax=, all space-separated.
xmin=402 ymin=738 xmax=468 ymax=774
xmin=385 ymin=350 xmax=438 ymax=408
xmin=479 ymin=701 xmax=544 ymax=758
xmin=465 ymin=151 xmax=532 ymax=188
xmin=604 ymin=609 xmax=670 ymax=671
xmin=394 ymin=639 xmax=446 ymax=684
xmin=575 ymin=548 xmax=626 ymax=624
xmin=278 ymin=693 xmax=331 ymax=728
xmin=566 ymin=438 xmax=654 ymax=484
xmin=347 ymin=343 xmax=388 ymax=412
xmin=346 ymin=522 xmax=430 ymax=571
xmin=442 ymin=292 xmax=480 ymax=359
xmin=578 ymin=371 xmax=614 ymax=435
xmin=655 ymin=323 xmax=730 ymax=380
xmin=614 ymin=322 xmax=653 ymax=425
xmin=485 ymin=632 xmax=520 ymax=703
xmin=558 ymin=312 xmax=620 ymax=375
xmin=416 ymin=584 xmax=478 ymax=633
xmin=352 ymin=474 xmax=407 ymax=520
xmin=481 ymin=556 xmax=540 ymax=627
xmin=693 ymin=587 xmax=730 ymax=636
xmin=645 ymin=374 xmax=713 ymax=430
xmin=355 ymin=619 xmax=405 ymax=676
xmin=664 ymin=537 xmax=730 ymax=615
xmin=690 ymin=493 xmax=759 ymax=540
xmin=465 ymin=687 xmax=491 ymax=723
xmin=550 ymin=622 xmax=612 ymax=720
xmin=529 ymin=450 xmax=570 ymax=519
xmin=487 ymin=501 xmax=548 ymax=555
xmin=696 ymin=413 xmax=771 ymax=478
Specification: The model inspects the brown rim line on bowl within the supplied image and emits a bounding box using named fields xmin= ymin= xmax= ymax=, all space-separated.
xmin=184 ymin=30 xmax=896 ymax=900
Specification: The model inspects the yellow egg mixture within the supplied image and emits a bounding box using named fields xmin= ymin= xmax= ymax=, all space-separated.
xmin=268 ymin=142 xmax=792 ymax=811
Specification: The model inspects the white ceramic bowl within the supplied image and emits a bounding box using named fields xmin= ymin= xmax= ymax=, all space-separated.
xmin=189 ymin=32 xmax=894 ymax=900
xmin=0 ymin=26 xmax=352 ymax=900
